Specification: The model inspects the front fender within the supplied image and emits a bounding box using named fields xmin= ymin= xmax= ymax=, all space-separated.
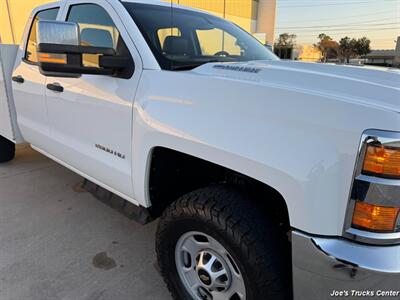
xmin=132 ymin=70 xmax=399 ymax=236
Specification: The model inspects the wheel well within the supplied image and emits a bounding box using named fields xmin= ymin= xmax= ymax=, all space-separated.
xmin=148 ymin=147 xmax=290 ymax=231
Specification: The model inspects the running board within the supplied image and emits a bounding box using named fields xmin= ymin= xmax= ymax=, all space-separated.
xmin=81 ymin=179 xmax=153 ymax=225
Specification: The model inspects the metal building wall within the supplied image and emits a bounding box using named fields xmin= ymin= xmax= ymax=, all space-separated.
xmin=0 ymin=0 xmax=57 ymax=45
xmin=171 ymin=0 xmax=276 ymax=45
xmin=0 ymin=0 xmax=276 ymax=46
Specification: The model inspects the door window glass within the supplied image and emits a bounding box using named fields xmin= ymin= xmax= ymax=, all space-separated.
xmin=67 ymin=4 xmax=125 ymax=67
xmin=25 ymin=8 xmax=60 ymax=63
xmin=67 ymin=4 xmax=120 ymax=49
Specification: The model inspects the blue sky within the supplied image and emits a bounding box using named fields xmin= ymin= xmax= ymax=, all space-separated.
xmin=275 ymin=0 xmax=400 ymax=49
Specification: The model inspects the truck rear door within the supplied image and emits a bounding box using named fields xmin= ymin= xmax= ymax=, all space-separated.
xmin=11 ymin=6 xmax=61 ymax=149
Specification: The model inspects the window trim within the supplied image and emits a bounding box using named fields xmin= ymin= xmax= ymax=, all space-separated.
xmin=23 ymin=7 xmax=61 ymax=65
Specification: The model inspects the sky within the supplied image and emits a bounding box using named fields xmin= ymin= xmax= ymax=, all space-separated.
xmin=275 ymin=0 xmax=400 ymax=49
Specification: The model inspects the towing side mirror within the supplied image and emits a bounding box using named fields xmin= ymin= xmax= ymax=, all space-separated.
xmin=36 ymin=20 xmax=133 ymax=78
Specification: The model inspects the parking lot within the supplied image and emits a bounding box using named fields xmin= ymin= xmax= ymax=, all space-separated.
xmin=0 ymin=145 xmax=171 ymax=300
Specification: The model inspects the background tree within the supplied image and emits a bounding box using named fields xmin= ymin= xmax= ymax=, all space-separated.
xmin=274 ymin=33 xmax=297 ymax=59
xmin=314 ymin=33 xmax=338 ymax=62
xmin=354 ymin=37 xmax=371 ymax=57
xmin=339 ymin=37 xmax=357 ymax=63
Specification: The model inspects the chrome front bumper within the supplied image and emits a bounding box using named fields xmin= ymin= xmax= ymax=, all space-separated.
xmin=292 ymin=231 xmax=400 ymax=300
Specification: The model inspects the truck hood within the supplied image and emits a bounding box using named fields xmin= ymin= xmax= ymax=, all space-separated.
xmin=192 ymin=60 xmax=400 ymax=114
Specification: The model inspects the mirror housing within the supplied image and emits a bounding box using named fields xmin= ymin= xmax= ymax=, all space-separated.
xmin=36 ymin=20 xmax=133 ymax=78
xmin=37 ymin=20 xmax=80 ymax=46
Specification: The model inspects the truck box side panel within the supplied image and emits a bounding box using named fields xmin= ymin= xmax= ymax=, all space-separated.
xmin=0 ymin=44 xmax=23 ymax=143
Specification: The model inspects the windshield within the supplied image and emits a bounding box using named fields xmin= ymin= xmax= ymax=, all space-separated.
xmin=122 ymin=2 xmax=278 ymax=70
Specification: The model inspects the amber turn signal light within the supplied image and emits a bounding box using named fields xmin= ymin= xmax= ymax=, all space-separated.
xmin=352 ymin=201 xmax=400 ymax=232
xmin=38 ymin=53 xmax=67 ymax=64
xmin=362 ymin=144 xmax=400 ymax=179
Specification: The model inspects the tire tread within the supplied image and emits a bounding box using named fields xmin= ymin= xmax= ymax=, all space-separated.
xmin=0 ymin=135 xmax=15 ymax=163
xmin=156 ymin=184 xmax=291 ymax=300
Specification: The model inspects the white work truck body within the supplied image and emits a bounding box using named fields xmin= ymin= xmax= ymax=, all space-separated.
xmin=1 ymin=1 xmax=399 ymax=299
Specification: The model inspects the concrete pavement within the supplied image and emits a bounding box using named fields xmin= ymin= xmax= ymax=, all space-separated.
xmin=0 ymin=145 xmax=171 ymax=300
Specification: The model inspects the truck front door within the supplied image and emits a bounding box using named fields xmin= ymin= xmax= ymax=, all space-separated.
xmin=44 ymin=1 xmax=142 ymax=200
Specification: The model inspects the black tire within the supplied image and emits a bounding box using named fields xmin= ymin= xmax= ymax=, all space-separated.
xmin=156 ymin=185 xmax=292 ymax=300
xmin=0 ymin=135 xmax=15 ymax=163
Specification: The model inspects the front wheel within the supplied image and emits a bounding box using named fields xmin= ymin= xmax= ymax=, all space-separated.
xmin=0 ymin=135 xmax=15 ymax=163
xmin=156 ymin=185 xmax=291 ymax=300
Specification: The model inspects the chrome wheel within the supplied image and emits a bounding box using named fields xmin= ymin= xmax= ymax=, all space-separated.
xmin=175 ymin=231 xmax=246 ymax=300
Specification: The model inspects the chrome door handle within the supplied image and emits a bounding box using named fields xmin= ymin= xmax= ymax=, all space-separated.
xmin=12 ymin=75 xmax=24 ymax=83
xmin=47 ymin=83 xmax=64 ymax=93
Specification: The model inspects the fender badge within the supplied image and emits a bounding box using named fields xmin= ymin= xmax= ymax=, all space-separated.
xmin=95 ymin=144 xmax=126 ymax=159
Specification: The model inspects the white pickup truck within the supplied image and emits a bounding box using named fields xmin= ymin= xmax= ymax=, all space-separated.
xmin=1 ymin=1 xmax=399 ymax=299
